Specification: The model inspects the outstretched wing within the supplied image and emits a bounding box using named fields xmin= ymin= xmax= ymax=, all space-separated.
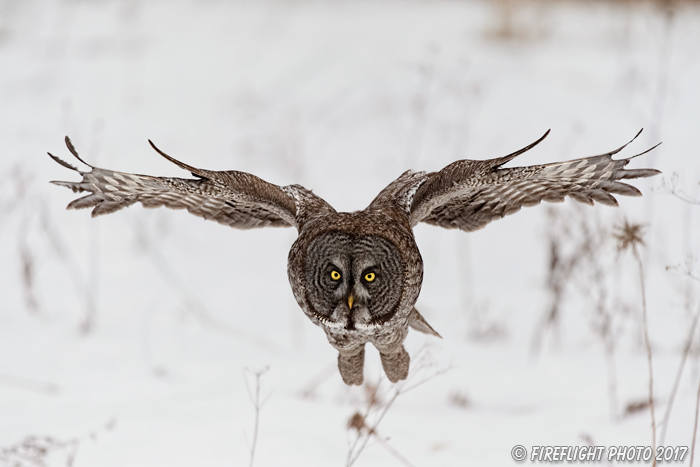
xmin=49 ymin=137 xmax=334 ymax=230
xmin=370 ymin=130 xmax=660 ymax=232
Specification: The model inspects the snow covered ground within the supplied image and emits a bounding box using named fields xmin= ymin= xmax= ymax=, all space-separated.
xmin=1 ymin=0 xmax=700 ymax=465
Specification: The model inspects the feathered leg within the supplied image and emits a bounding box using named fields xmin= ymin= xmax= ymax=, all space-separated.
xmin=379 ymin=346 xmax=410 ymax=383
xmin=338 ymin=346 xmax=365 ymax=386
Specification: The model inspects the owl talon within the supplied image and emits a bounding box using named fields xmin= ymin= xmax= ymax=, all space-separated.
xmin=338 ymin=347 xmax=365 ymax=386
xmin=380 ymin=346 xmax=410 ymax=383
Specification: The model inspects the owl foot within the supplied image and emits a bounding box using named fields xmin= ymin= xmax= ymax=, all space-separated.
xmin=338 ymin=347 xmax=365 ymax=386
xmin=380 ymin=346 xmax=410 ymax=383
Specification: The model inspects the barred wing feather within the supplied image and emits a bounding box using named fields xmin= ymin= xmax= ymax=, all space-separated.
xmin=49 ymin=137 xmax=332 ymax=230
xmin=407 ymin=130 xmax=660 ymax=232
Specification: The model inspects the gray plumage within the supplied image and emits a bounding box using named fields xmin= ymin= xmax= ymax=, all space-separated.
xmin=49 ymin=130 xmax=660 ymax=385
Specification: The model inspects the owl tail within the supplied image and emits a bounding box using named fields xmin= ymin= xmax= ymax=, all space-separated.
xmin=408 ymin=307 xmax=441 ymax=338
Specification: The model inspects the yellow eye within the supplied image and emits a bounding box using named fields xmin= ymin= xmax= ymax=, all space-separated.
xmin=331 ymin=270 xmax=341 ymax=281
xmin=364 ymin=272 xmax=376 ymax=282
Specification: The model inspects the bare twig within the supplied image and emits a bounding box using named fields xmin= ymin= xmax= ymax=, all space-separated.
xmin=531 ymin=208 xmax=585 ymax=355
xmin=615 ymin=220 xmax=657 ymax=466
xmin=636 ymin=248 xmax=657 ymax=467
xmin=38 ymin=201 xmax=98 ymax=333
xmin=346 ymin=379 xmax=385 ymax=466
xmin=79 ymin=210 xmax=100 ymax=335
xmin=346 ymin=347 xmax=447 ymax=466
xmin=659 ymin=301 xmax=700 ymax=445
xmin=659 ymin=260 xmax=700 ymax=446
xmin=666 ymin=257 xmax=700 ymax=284
xmin=243 ymin=366 xmax=269 ymax=467
xmin=534 ymin=208 xmax=622 ymax=419
xmin=691 ymin=374 xmax=700 ymax=467
xmin=347 ymin=410 xmax=417 ymax=467
xmin=669 ymin=188 xmax=700 ymax=205
xmin=7 ymin=168 xmax=41 ymax=315
xmin=658 ymin=174 xmax=700 ymax=205
xmin=347 ymin=378 xmax=421 ymax=467
xmin=19 ymin=233 xmax=40 ymax=314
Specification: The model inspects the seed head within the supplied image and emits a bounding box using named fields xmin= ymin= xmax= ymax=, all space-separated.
xmin=614 ymin=220 xmax=645 ymax=253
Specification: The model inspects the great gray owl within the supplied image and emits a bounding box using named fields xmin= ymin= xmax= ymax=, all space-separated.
xmin=50 ymin=130 xmax=660 ymax=385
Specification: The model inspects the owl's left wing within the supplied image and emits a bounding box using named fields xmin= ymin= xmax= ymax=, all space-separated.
xmin=50 ymin=137 xmax=333 ymax=230
xmin=370 ymin=130 xmax=660 ymax=232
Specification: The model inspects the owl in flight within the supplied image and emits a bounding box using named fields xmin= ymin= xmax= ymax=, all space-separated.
xmin=50 ymin=130 xmax=660 ymax=385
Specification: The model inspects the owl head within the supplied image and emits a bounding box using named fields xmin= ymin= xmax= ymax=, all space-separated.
xmin=304 ymin=230 xmax=405 ymax=331
xmin=289 ymin=211 xmax=423 ymax=342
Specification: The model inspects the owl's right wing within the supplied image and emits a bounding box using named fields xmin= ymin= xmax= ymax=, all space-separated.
xmin=50 ymin=137 xmax=334 ymax=230
xmin=370 ymin=130 xmax=660 ymax=232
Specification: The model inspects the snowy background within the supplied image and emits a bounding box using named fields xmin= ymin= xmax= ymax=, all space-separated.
xmin=1 ymin=0 xmax=700 ymax=465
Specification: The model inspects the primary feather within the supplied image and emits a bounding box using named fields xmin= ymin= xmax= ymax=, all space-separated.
xmin=370 ymin=130 xmax=660 ymax=232
xmin=49 ymin=137 xmax=333 ymax=230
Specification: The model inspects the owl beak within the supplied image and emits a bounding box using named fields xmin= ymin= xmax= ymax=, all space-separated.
xmin=348 ymin=295 xmax=355 ymax=310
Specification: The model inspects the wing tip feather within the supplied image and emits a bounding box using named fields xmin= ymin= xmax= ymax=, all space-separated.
xmin=148 ymin=139 xmax=207 ymax=178
xmin=627 ymin=141 xmax=663 ymax=162
xmin=63 ymin=136 xmax=94 ymax=168
xmin=50 ymin=180 xmax=84 ymax=193
xmin=48 ymin=152 xmax=81 ymax=172
xmin=494 ymin=128 xmax=552 ymax=167
xmin=619 ymin=168 xmax=662 ymax=179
